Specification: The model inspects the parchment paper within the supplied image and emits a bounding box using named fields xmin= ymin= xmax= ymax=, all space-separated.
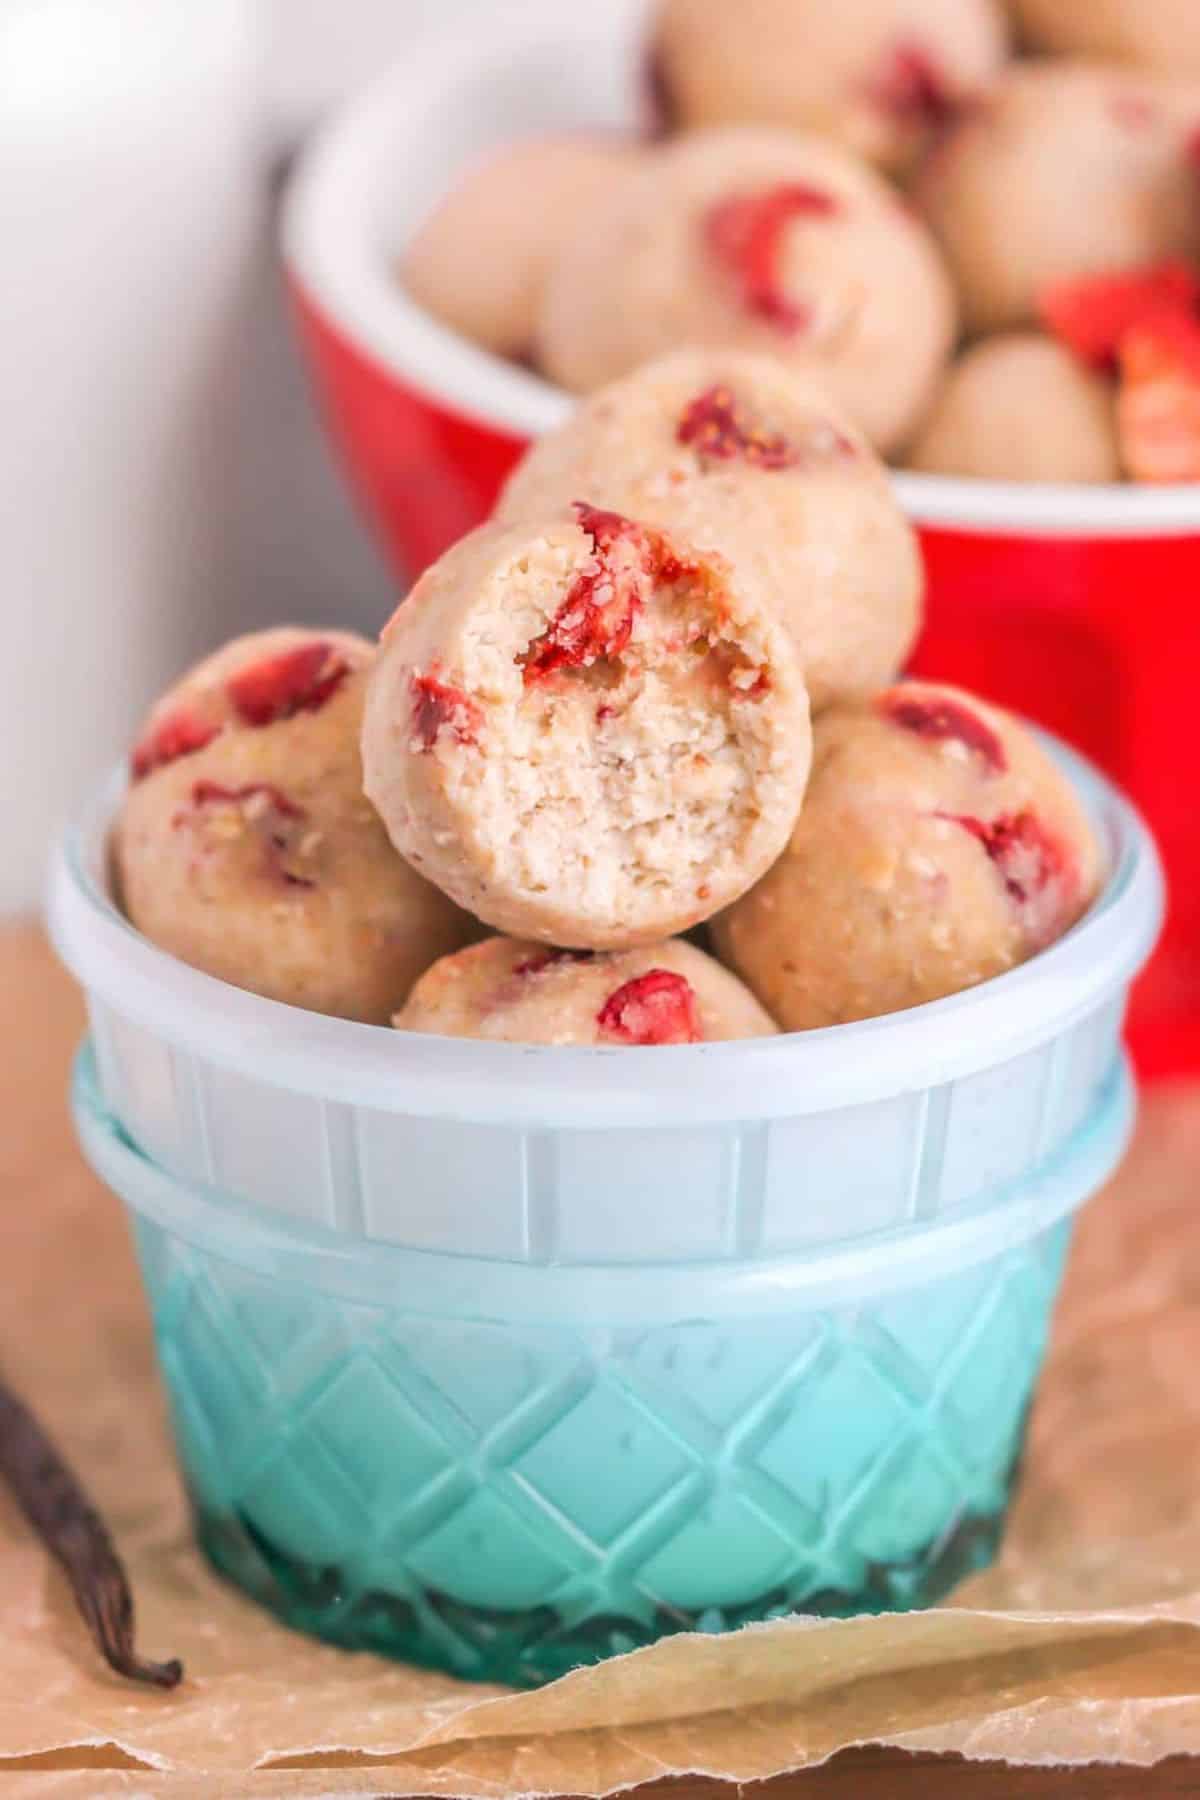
xmin=6 ymin=924 xmax=1200 ymax=1794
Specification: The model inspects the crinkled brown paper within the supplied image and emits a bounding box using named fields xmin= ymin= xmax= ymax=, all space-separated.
xmin=6 ymin=924 xmax=1200 ymax=1795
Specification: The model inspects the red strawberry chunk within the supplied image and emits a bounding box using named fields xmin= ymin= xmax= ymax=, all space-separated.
xmin=939 ymin=809 xmax=1077 ymax=948
xmin=512 ymin=948 xmax=595 ymax=977
xmin=520 ymin=503 xmax=676 ymax=682
xmin=178 ymin=781 xmax=315 ymax=888
xmin=881 ymin=691 xmax=1007 ymax=774
xmin=1118 ymin=313 xmax=1200 ymax=483
xmin=1038 ymin=262 xmax=1200 ymax=371
xmin=227 ymin=639 xmax=350 ymax=727
xmin=864 ymin=42 xmax=957 ymax=132
xmin=705 ymin=184 xmax=839 ymax=334
xmin=677 ymin=385 xmax=802 ymax=469
xmin=410 ymin=671 xmax=483 ymax=752
xmin=597 ymin=969 xmax=702 ymax=1045
xmin=130 ymin=708 xmax=219 ymax=781
xmin=187 ymin=780 xmax=303 ymax=819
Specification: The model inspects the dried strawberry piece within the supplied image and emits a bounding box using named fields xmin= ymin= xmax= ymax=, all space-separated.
xmin=187 ymin=780 xmax=304 ymax=819
xmin=704 ymin=184 xmax=839 ymax=334
xmin=940 ymin=809 xmax=1076 ymax=947
xmin=520 ymin=503 xmax=675 ymax=682
xmin=940 ymin=810 xmax=1057 ymax=903
xmin=129 ymin=709 xmax=219 ymax=781
xmin=1038 ymin=262 xmax=1200 ymax=372
xmin=677 ymin=385 xmax=802 ymax=470
xmin=227 ymin=639 xmax=350 ymax=727
xmin=1117 ymin=313 xmax=1200 ymax=483
xmin=180 ymin=781 xmax=315 ymax=888
xmin=513 ymin=948 xmax=595 ymax=977
xmin=410 ymin=671 xmax=484 ymax=752
xmin=881 ymin=691 xmax=1007 ymax=774
xmin=597 ymin=969 xmax=702 ymax=1045
xmin=864 ymin=42 xmax=957 ymax=133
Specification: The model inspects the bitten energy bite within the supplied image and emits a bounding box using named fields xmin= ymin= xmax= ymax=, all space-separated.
xmin=404 ymin=134 xmax=643 ymax=360
xmin=362 ymin=511 xmax=812 ymax=949
xmin=1011 ymin=0 xmax=1200 ymax=77
xmin=712 ymin=681 xmax=1102 ymax=1029
xmin=907 ymin=334 xmax=1121 ymax=483
xmin=914 ymin=62 xmax=1200 ymax=335
xmin=537 ymin=127 xmax=957 ymax=455
xmin=118 ymin=629 xmax=472 ymax=1021
xmin=652 ymin=0 xmax=1009 ymax=174
xmin=396 ymin=935 xmax=777 ymax=1044
xmin=498 ymin=350 xmax=922 ymax=712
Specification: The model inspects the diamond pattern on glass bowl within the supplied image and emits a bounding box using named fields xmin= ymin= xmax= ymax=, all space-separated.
xmin=140 ymin=1216 xmax=1068 ymax=1684
xmin=512 ymin=1379 xmax=699 ymax=1545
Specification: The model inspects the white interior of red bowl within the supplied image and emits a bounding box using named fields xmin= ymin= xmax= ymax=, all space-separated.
xmin=283 ymin=0 xmax=1200 ymax=540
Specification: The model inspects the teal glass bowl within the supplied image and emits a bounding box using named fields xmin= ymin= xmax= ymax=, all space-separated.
xmin=54 ymin=746 xmax=1162 ymax=1686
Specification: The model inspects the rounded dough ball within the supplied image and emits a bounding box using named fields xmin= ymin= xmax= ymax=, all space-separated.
xmin=537 ymin=126 xmax=958 ymax=455
xmin=403 ymin=134 xmax=644 ymax=358
xmin=499 ymin=349 xmax=922 ymax=712
xmin=362 ymin=511 xmax=812 ymax=950
xmin=711 ymin=680 xmax=1102 ymax=1029
xmin=117 ymin=628 xmax=473 ymax=1022
xmin=396 ymin=935 xmax=778 ymax=1043
xmin=914 ymin=61 xmax=1200 ymax=335
xmin=653 ymin=0 xmax=1010 ymax=174
xmin=1011 ymin=0 xmax=1200 ymax=77
xmin=907 ymin=334 xmax=1121 ymax=482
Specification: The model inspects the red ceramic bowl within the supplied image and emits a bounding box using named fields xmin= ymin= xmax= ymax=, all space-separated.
xmin=283 ymin=2 xmax=1200 ymax=1078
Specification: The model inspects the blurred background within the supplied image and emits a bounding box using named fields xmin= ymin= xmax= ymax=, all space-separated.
xmin=1 ymin=0 xmax=494 ymax=916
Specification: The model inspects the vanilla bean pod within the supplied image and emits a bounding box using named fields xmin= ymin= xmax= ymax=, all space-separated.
xmin=0 ymin=1376 xmax=182 ymax=1688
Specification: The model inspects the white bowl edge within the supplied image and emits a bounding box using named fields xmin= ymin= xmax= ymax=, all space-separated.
xmin=48 ymin=743 xmax=1163 ymax=1131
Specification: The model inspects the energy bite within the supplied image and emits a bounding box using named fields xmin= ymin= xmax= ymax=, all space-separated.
xmin=396 ymin=935 xmax=777 ymax=1044
xmin=503 ymin=347 xmax=928 ymax=712
xmin=403 ymin=135 xmax=644 ymax=359
xmin=652 ymin=0 xmax=1009 ymax=174
xmin=498 ymin=349 xmax=922 ymax=712
xmin=914 ymin=62 xmax=1200 ymax=335
xmin=362 ymin=511 xmax=812 ymax=949
xmin=1011 ymin=0 xmax=1200 ymax=77
xmin=907 ymin=334 xmax=1121 ymax=483
xmin=118 ymin=629 xmax=473 ymax=1022
xmin=711 ymin=680 xmax=1102 ymax=1030
xmin=537 ymin=126 xmax=958 ymax=455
